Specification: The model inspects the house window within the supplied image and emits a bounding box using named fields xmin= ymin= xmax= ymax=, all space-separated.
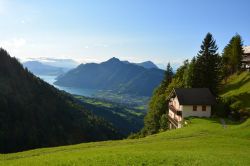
xmin=202 ymin=105 xmax=206 ymax=111
xmin=193 ymin=105 xmax=197 ymax=111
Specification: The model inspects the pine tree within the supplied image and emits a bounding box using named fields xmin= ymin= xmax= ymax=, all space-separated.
xmin=165 ymin=60 xmax=188 ymax=95
xmin=184 ymin=57 xmax=196 ymax=87
xmin=159 ymin=62 xmax=174 ymax=93
xmin=222 ymin=34 xmax=244 ymax=76
xmin=192 ymin=33 xmax=222 ymax=95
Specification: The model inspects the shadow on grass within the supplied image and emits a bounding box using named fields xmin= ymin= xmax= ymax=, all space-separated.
xmin=222 ymin=76 xmax=250 ymax=94
xmin=185 ymin=116 xmax=243 ymax=126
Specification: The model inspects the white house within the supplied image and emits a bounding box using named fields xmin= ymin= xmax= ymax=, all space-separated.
xmin=168 ymin=88 xmax=216 ymax=129
xmin=242 ymin=46 xmax=250 ymax=70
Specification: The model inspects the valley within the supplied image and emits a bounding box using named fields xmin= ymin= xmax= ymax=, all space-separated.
xmin=38 ymin=74 xmax=150 ymax=107
xmin=1 ymin=1 xmax=249 ymax=165
xmin=74 ymin=95 xmax=145 ymax=136
xmin=38 ymin=74 xmax=148 ymax=135
xmin=36 ymin=75 xmax=147 ymax=136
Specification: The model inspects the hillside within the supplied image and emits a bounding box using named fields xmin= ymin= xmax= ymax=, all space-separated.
xmin=74 ymin=95 xmax=145 ymax=136
xmin=2 ymin=118 xmax=250 ymax=165
xmin=0 ymin=49 xmax=119 ymax=153
xmin=220 ymin=71 xmax=250 ymax=113
xmin=55 ymin=57 xmax=164 ymax=96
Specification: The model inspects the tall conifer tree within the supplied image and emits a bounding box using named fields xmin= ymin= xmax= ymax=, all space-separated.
xmin=160 ymin=62 xmax=174 ymax=92
xmin=222 ymin=34 xmax=244 ymax=76
xmin=192 ymin=33 xmax=221 ymax=95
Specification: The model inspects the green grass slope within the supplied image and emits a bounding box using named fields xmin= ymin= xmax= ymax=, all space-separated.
xmin=221 ymin=71 xmax=250 ymax=111
xmin=2 ymin=118 xmax=250 ymax=166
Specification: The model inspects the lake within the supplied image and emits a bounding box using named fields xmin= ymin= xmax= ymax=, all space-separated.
xmin=38 ymin=75 xmax=98 ymax=97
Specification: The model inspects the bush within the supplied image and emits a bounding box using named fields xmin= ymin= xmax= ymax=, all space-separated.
xmin=213 ymin=98 xmax=231 ymax=117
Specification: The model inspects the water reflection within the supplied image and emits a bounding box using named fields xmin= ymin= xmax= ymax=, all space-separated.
xmin=38 ymin=75 xmax=97 ymax=97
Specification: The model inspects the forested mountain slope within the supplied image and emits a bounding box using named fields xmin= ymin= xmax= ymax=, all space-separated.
xmin=0 ymin=49 xmax=119 ymax=153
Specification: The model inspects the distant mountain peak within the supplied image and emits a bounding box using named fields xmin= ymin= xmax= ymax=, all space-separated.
xmin=107 ymin=57 xmax=120 ymax=62
xmin=136 ymin=61 xmax=159 ymax=69
xmin=144 ymin=60 xmax=153 ymax=63
xmin=103 ymin=57 xmax=122 ymax=65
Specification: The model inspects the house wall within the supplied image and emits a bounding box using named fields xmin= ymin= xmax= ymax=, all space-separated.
xmin=182 ymin=105 xmax=211 ymax=118
xmin=173 ymin=96 xmax=180 ymax=110
xmin=169 ymin=109 xmax=175 ymax=119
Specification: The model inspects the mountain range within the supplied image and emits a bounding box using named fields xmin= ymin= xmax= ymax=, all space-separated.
xmin=55 ymin=57 xmax=165 ymax=96
xmin=24 ymin=57 xmax=79 ymax=68
xmin=23 ymin=61 xmax=68 ymax=76
xmin=0 ymin=49 xmax=120 ymax=153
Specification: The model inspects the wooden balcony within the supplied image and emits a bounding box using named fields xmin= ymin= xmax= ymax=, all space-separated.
xmin=168 ymin=104 xmax=183 ymax=129
xmin=169 ymin=104 xmax=182 ymax=116
xmin=168 ymin=114 xmax=179 ymax=128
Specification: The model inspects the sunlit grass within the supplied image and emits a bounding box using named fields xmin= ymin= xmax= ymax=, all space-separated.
xmin=221 ymin=71 xmax=250 ymax=110
xmin=2 ymin=118 xmax=250 ymax=166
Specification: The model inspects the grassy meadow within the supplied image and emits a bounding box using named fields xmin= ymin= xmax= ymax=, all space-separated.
xmin=2 ymin=118 xmax=250 ymax=166
xmin=221 ymin=71 xmax=250 ymax=111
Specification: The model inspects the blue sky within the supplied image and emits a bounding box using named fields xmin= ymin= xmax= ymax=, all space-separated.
xmin=0 ymin=0 xmax=250 ymax=67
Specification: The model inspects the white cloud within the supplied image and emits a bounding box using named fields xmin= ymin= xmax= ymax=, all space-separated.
xmin=0 ymin=38 xmax=27 ymax=56
xmin=0 ymin=38 xmax=26 ymax=48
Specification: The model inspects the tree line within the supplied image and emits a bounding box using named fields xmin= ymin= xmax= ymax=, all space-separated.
xmin=131 ymin=33 xmax=244 ymax=137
